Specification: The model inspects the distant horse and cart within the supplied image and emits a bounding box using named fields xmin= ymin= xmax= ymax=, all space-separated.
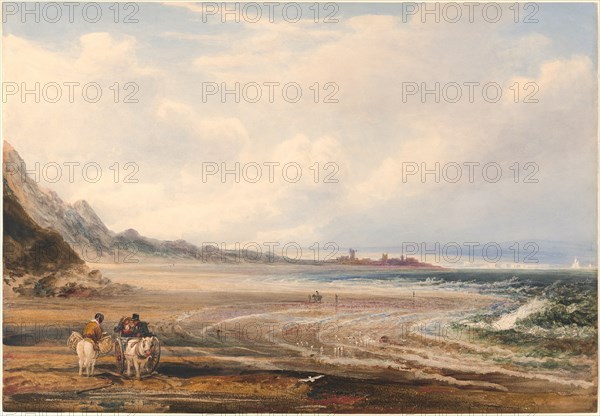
xmin=308 ymin=290 xmax=323 ymax=303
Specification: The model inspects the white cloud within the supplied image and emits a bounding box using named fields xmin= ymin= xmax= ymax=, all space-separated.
xmin=3 ymin=5 xmax=597 ymax=247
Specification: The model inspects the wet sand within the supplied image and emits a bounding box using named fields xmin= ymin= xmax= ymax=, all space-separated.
xmin=3 ymin=264 xmax=597 ymax=413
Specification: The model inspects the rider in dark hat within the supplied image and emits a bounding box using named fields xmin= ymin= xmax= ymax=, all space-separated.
xmin=132 ymin=313 xmax=152 ymax=337
xmin=115 ymin=313 xmax=152 ymax=337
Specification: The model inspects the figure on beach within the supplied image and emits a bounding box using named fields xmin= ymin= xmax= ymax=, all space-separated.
xmin=115 ymin=313 xmax=153 ymax=337
xmin=82 ymin=313 xmax=105 ymax=351
xmin=74 ymin=312 xmax=107 ymax=377
xmin=311 ymin=291 xmax=322 ymax=303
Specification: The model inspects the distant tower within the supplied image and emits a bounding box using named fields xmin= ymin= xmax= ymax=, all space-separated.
xmin=382 ymin=253 xmax=388 ymax=262
xmin=349 ymin=248 xmax=356 ymax=261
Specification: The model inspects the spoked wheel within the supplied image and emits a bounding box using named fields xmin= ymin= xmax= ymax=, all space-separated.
xmin=114 ymin=339 xmax=125 ymax=374
xmin=146 ymin=336 xmax=161 ymax=374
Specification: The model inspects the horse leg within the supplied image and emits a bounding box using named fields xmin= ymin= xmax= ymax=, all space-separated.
xmin=91 ymin=358 xmax=96 ymax=376
xmin=134 ymin=360 xmax=141 ymax=380
xmin=77 ymin=350 xmax=83 ymax=376
xmin=126 ymin=358 xmax=132 ymax=377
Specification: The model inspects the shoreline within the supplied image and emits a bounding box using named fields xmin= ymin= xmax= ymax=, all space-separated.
xmin=3 ymin=267 xmax=597 ymax=413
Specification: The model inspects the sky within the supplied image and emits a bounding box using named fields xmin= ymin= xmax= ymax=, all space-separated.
xmin=2 ymin=2 xmax=598 ymax=257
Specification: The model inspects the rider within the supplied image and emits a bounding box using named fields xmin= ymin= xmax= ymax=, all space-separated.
xmin=82 ymin=313 xmax=104 ymax=351
xmin=115 ymin=313 xmax=153 ymax=337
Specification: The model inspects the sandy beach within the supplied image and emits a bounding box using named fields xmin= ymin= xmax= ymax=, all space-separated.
xmin=3 ymin=263 xmax=597 ymax=413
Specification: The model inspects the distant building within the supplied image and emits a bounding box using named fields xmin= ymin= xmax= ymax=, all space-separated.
xmin=382 ymin=253 xmax=388 ymax=262
xmin=349 ymin=248 xmax=356 ymax=261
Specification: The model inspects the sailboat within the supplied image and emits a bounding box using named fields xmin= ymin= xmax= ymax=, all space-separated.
xmin=571 ymin=257 xmax=581 ymax=269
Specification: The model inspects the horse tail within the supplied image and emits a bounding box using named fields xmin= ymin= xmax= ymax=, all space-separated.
xmin=76 ymin=340 xmax=96 ymax=366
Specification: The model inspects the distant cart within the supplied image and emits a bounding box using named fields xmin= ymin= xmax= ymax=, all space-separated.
xmin=114 ymin=334 xmax=161 ymax=375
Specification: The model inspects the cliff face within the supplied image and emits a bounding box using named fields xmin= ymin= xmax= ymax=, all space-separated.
xmin=3 ymin=175 xmax=132 ymax=297
xmin=3 ymin=178 xmax=85 ymax=277
xmin=3 ymin=142 xmax=285 ymax=264
xmin=3 ymin=142 xmax=115 ymax=253
xmin=2 ymin=142 xmax=199 ymax=260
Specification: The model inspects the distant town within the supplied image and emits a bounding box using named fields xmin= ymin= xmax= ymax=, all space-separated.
xmin=331 ymin=248 xmax=443 ymax=269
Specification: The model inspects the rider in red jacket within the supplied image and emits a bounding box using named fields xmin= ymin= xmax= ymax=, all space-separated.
xmin=115 ymin=313 xmax=152 ymax=337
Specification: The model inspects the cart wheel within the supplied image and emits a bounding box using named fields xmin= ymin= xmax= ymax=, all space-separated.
xmin=146 ymin=337 xmax=161 ymax=374
xmin=114 ymin=339 xmax=125 ymax=374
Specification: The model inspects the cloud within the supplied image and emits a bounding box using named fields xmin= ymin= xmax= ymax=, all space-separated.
xmin=3 ymin=4 xmax=597 ymax=249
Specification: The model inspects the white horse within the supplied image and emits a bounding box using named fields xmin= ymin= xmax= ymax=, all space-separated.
xmin=76 ymin=339 xmax=98 ymax=377
xmin=125 ymin=337 xmax=154 ymax=380
xmin=69 ymin=333 xmax=112 ymax=377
